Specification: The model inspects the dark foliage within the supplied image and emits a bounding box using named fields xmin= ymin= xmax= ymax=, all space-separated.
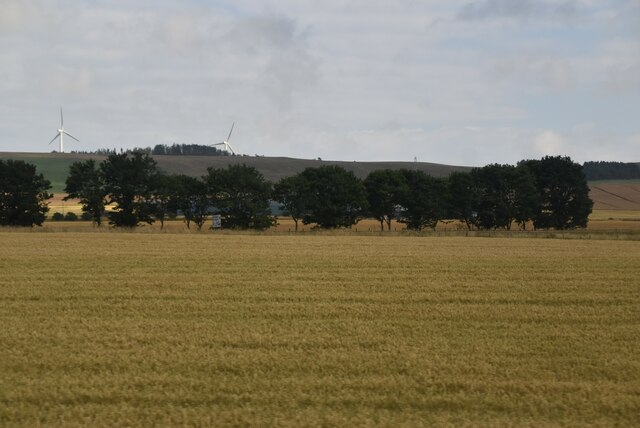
xmin=470 ymin=164 xmax=538 ymax=230
xmin=582 ymin=161 xmax=640 ymax=181
xmin=297 ymin=166 xmax=368 ymax=229
xmin=520 ymin=156 xmax=593 ymax=229
xmin=148 ymin=174 xmax=178 ymax=230
xmin=100 ymin=152 xmax=159 ymax=227
xmin=364 ymin=169 xmax=407 ymax=231
xmin=206 ymin=164 xmax=275 ymax=230
xmin=0 ymin=160 xmax=52 ymax=227
xmin=396 ymin=169 xmax=447 ymax=230
xmin=171 ymin=175 xmax=210 ymax=230
xmin=74 ymin=143 xmax=230 ymax=157
xmin=447 ymin=171 xmax=479 ymax=230
xmin=273 ymin=175 xmax=309 ymax=232
xmin=64 ymin=159 xmax=107 ymax=226
xmin=152 ymin=144 xmax=228 ymax=157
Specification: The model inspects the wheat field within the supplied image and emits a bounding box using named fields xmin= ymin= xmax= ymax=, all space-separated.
xmin=0 ymin=232 xmax=639 ymax=426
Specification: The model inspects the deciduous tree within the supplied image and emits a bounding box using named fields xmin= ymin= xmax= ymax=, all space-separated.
xmin=0 ymin=160 xmax=52 ymax=227
xmin=364 ymin=169 xmax=406 ymax=231
xmin=64 ymin=159 xmax=106 ymax=226
xmin=100 ymin=151 xmax=159 ymax=227
xmin=148 ymin=174 xmax=178 ymax=230
xmin=447 ymin=171 xmax=479 ymax=230
xmin=298 ymin=166 xmax=367 ymax=229
xmin=172 ymin=175 xmax=210 ymax=230
xmin=273 ymin=175 xmax=309 ymax=231
xmin=206 ymin=164 xmax=275 ymax=230
xmin=520 ymin=156 xmax=593 ymax=229
xmin=397 ymin=169 xmax=447 ymax=231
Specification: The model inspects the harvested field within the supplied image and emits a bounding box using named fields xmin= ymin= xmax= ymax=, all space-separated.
xmin=589 ymin=182 xmax=640 ymax=210
xmin=1 ymin=233 xmax=639 ymax=426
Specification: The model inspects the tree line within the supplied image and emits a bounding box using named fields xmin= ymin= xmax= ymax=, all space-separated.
xmin=1 ymin=154 xmax=593 ymax=230
xmin=582 ymin=161 xmax=640 ymax=181
xmin=71 ymin=143 xmax=231 ymax=157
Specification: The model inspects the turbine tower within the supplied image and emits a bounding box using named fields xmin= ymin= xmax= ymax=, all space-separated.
xmin=48 ymin=107 xmax=79 ymax=153
xmin=211 ymin=122 xmax=236 ymax=155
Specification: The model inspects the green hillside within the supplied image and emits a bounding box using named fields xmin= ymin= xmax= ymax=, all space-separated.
xmin=0 ymin=152 xmax=470 ymax=193
xmin=0 ymin=153 xmax=107 ymax=193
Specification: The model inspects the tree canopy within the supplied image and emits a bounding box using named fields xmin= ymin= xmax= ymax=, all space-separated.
xmin=0 ymin=160 xmax=52 ymax=227
xmin=206 ymin=164 xmax=275 ymax=230
xmin=520 ymin=156 xmax=593 ymax=229
xmin=582 ymin=161 xmax=640 ymax=181
xmin=364 ymin=169 xmax=406 ymax=231
xmin=64 ymin=159 xmax=106 ymax=226
xmin=297 ymin=166 xmax=368 ymax=229
xmin=55 ymin=153 xmax=597 ymax=232
xmin=171 ymin=174 xmax=210 ymax=230
xmin=100 ymin=152 xmax=159 ymax=227
xmin=273 ymin=175 xmax=309 ymax=232
xmin=396 ymin=169 xmax=447 ymax=230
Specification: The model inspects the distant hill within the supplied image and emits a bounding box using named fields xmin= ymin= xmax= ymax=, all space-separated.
xmin=2 ymin=152 xmax=638 ymax=211
xmin=0 ymin=152 xmax=471 ymax=193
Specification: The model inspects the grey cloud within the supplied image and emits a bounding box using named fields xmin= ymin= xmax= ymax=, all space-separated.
xmin=219 ymin=14 xmax=319 ymax=111
xmin=458 ymin=0 xmax=580 ymax=21
xmin=491 ymin=56 xmax=575 ymax=92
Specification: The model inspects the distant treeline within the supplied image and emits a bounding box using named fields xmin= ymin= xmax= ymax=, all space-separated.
xmin=582 ymin=161 xmax=640 ymax=181
xmin=72 ymin=144 xmax=232 ymax=157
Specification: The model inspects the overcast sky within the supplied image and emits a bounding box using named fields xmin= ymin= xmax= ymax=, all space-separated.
xmin=1 ymin=0 xmax=639 ymax=166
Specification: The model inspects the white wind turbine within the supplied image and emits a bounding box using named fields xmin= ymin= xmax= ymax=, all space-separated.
xmin=211 ymin=122 xmax=236 ymax=155
xmin=48 ymin=107 xmax=79 ymax=153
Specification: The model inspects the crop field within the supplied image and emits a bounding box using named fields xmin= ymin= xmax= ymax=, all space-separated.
xmin=1 ymin=233 xmax=639 ymax=426
xmin=590 ymin=182 xmax=640 ymax=211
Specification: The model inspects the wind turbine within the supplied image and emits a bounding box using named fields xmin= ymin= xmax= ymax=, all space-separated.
xmin=48 ymin=107 xmax=79 ymax=153
xmin=211 ymin=122 xmax=236 ymax=155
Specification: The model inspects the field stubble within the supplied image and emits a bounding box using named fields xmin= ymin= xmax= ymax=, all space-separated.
xmin=0 ymin=233 xmax=639 ymax=426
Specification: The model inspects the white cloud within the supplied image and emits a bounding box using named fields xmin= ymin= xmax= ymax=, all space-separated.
xmin=532 ymin=130 xmax=569 ymax=157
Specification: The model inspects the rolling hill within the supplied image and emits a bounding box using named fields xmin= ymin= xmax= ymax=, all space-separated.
xmin=1 ymin=152 xmax=639 ymax=211
xmin=0 ymin=152 xmax=471 ymax=193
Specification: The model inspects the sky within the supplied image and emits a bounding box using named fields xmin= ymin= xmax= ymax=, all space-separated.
xmin=1 ymin=0 xmax=639 ymax=166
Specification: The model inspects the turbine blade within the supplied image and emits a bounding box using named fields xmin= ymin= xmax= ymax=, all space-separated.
xmin=212 ymin=142 xmax=225 ymax=146
xmin=49 ymin=133 xmax=60 ymax=145
xmin=60 ymin=107 xmax=63 ymax=127
xmin=63 ymin=130 xmax=79 ymax=142
xmin=227 ymin=143 xmax=235 ymax=155
xmin=227 ymin=122 xmax=235 ymax=141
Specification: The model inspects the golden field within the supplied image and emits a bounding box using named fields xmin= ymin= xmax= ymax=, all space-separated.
xmin=0 ymin=232 xmax=639 ymax=426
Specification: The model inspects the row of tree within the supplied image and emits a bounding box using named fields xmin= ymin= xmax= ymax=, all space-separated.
xmin=0 ymin=154 xmax=593 ymax=230
xmin=72 ymin=143 xmax=231 ymax=157
xmin=274 ymin=156 xmax=592 ymax=231
xmin=63 ymin=153 xmax=591 ymax=231
xmin=582 ymin=161 xmax=640 ymax=181
xmin=64 ymin=152 xmax=273 ymax=229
